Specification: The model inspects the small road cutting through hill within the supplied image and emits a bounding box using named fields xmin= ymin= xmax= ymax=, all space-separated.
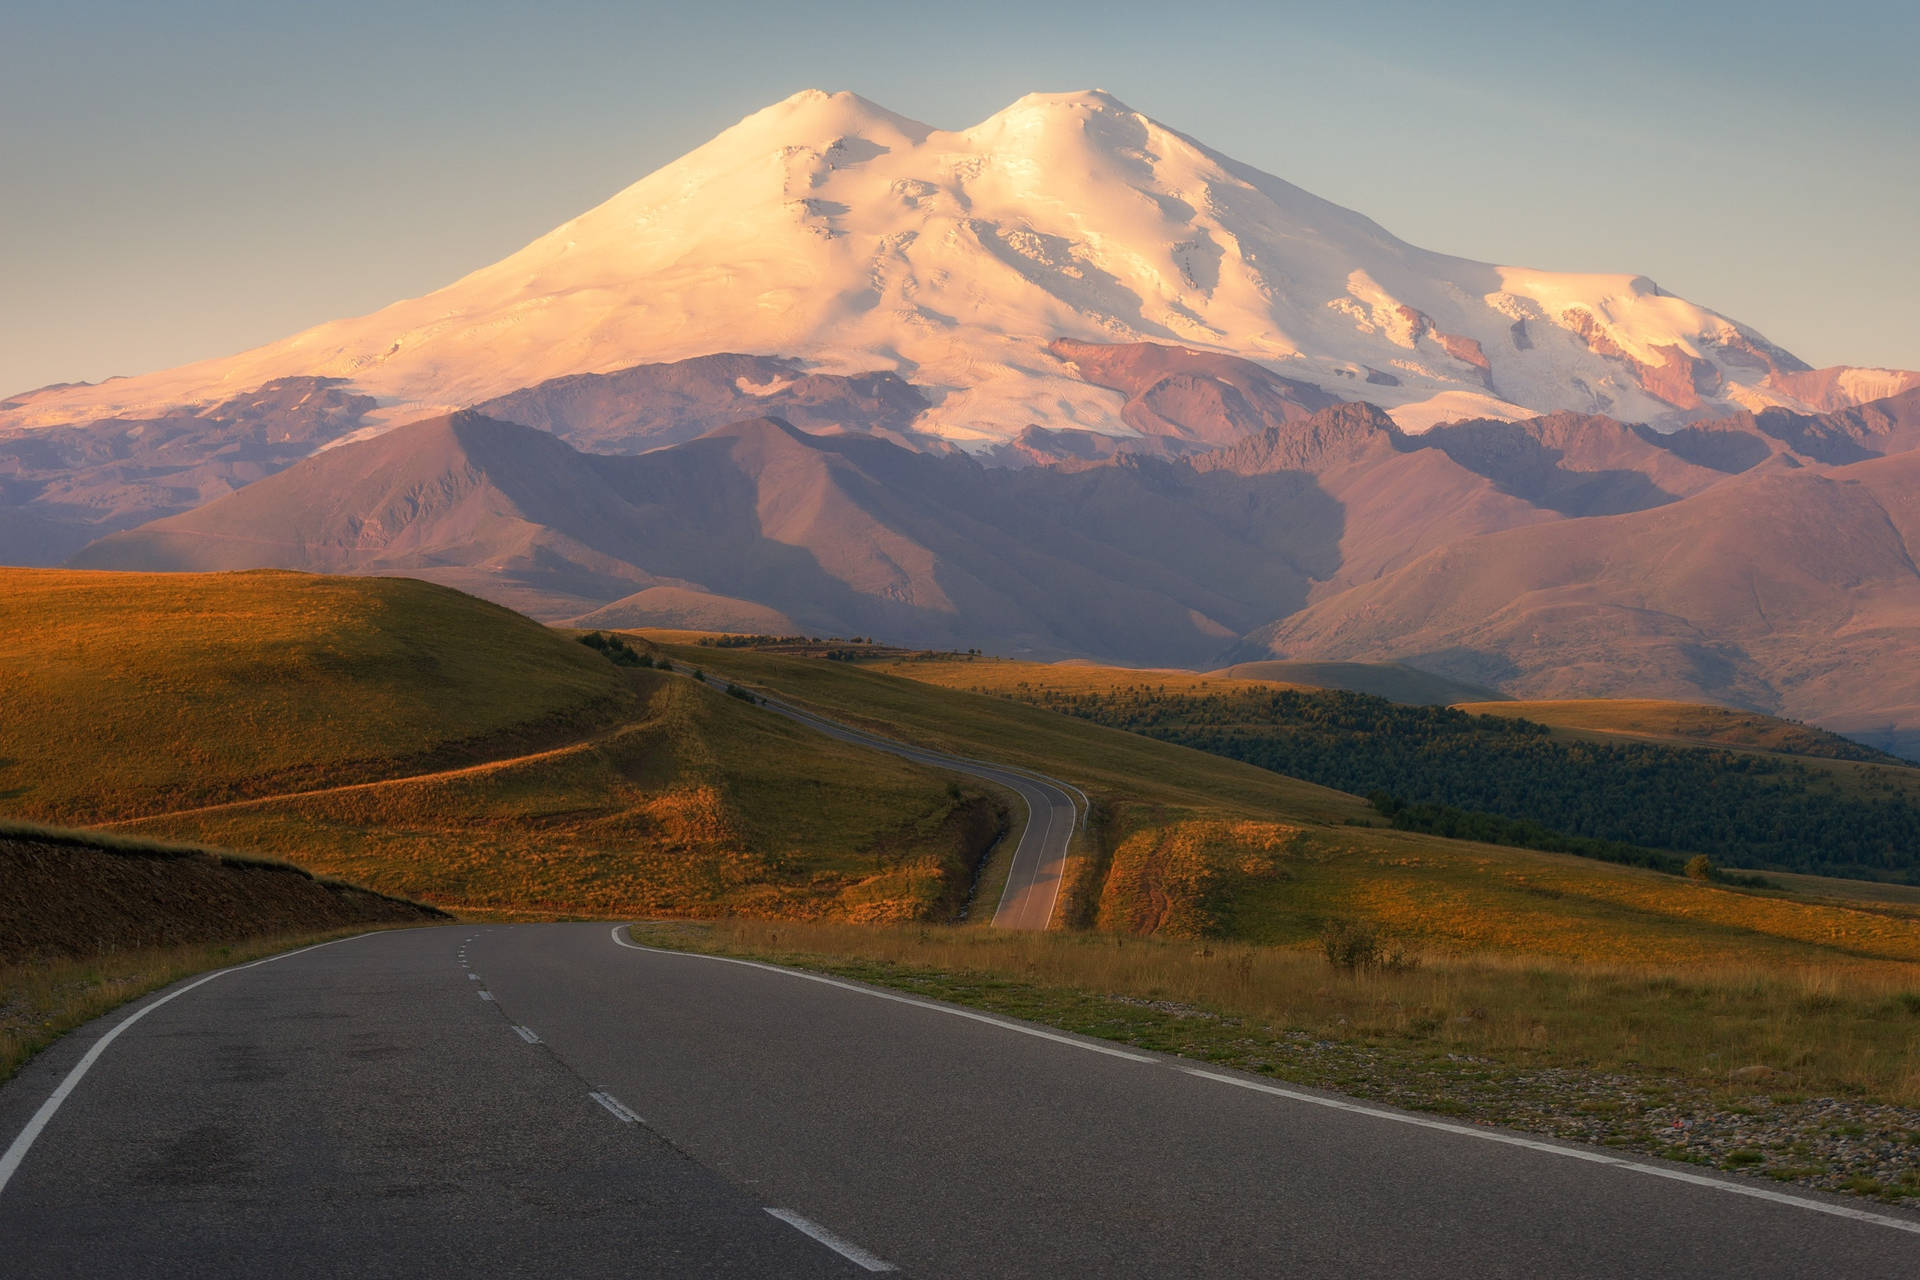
xmin=4 ymin=923 xmax=1917 ymax=1278
xmin=743 ymin=687 xmax=1080 ymax=929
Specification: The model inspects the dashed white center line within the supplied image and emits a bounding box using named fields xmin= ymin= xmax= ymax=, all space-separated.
xmin=512 ymin=1025 xmax=540 ymax=1044
xmin=588 ymin=1090 xmax=643 ymax=1124
xmin=477 ymin=991 xmax=494 ymax=1002
xmin=467 ymin=973 xmax=479 ymax=981
xmin=765 ymin=1209 xmax=897 ymax=1272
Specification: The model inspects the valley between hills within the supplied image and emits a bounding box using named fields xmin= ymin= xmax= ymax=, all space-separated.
xmin=5 ymin=567 xmax=1920 ymax=1206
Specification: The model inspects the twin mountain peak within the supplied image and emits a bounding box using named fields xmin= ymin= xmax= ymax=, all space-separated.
xmin=11 ymin=89 xmax=1920 ymax=757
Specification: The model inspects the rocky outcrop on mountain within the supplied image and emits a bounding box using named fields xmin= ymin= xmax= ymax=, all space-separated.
xmin=1435 ymin=331 xmax=1493 ymax=386
xmin=1046 ymin=339 xmax=1341 ymax=447
xmin=1192 ymin=401 xmax=1402 ymax=475
xmin=1639 ymin=386 xmax=1920 ymax=472
xmin=1560 ymin=308 xmax=1722 ymax=410
xmin=1744 ymin=386 xmax=1920 ymax=463
xmin=1763 ymin=367 xmax=1920 ymax=412
xmin=474 ymin=353 xmax=930 ymax=453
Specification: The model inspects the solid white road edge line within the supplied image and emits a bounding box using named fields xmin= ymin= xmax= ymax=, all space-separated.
xmin=1180 ymin=1067 xmax=1920 ymax=1237
xmin=765 ymin=1208 xmax=898 ymax=1273
xmin=588 ymin=1090 xmax=643 ymax=1124
xmin=0 ymin=932 xmax=373 ymax=1200
xmin=610 ymin=927 xmax=1153 ymax=1063
xmin=606 ymin=925 xmax=1920 ymax=1237
xmin=1036 ymin=794 xmax=1068 ymax=930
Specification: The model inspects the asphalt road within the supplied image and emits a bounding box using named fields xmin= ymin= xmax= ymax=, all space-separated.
xmin=3 ymin=924 xmax=1915 ymax=1278
xmin=746 ymin=688 xmax=1080 ymax=929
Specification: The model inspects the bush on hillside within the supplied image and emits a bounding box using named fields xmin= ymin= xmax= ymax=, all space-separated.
xmin=1320 ymin=918 xmax=1418 ymax=973
xmin=579 ymin=631 xmax=650 ymax=667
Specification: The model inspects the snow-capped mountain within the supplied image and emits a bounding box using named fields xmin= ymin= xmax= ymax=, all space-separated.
xmin=5 ymin=89 xmax=1912 ymax=445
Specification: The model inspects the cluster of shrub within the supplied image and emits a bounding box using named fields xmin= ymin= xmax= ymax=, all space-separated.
xmin=578 ymin=631 xmax=658 ymax=669
xmin=1016 ymin=686 xmax=1920 ymax=882
xmin=578 ymin=631 xmax=768 ymax=707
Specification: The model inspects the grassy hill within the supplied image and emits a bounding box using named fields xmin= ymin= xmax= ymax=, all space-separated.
xmin=10 ymin=575 xmax=1917 ymax=962
xmin=0 ymin=569 xmax=637 ymax=821
xmin=122 ymin=670 xmax=1005 ymax=922
xmin=0 ymin=571 xmax=1004 ymax=921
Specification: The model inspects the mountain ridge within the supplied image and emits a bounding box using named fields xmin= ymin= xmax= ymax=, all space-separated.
xmin=70 ymin=383 xmax=1920 ymax=761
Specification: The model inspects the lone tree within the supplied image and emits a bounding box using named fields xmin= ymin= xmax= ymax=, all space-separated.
xmin=1684 ymin=854 xmax=1715 ymax=881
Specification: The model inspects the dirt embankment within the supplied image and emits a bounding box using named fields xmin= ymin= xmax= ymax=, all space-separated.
xmin=0 ymin=829 xmax=446 ymax=965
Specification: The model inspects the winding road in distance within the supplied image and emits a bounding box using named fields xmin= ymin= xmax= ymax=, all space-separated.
xmin=3 ymin=923 xmax=1915 ymax=1278
xmin=745 ymin=687 xmax=1080 ymax=929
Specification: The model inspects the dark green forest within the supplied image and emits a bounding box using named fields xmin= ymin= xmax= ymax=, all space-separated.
xmin=1013 ymin=686 xmax=1920 ymax=882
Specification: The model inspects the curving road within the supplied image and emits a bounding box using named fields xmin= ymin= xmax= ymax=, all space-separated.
xmin=744 ymin=688 xmax=1080 ymax=929
xmin=2 ymin=924 xmax=1916 ymax=1278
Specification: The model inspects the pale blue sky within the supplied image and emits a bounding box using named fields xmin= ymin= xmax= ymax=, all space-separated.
xmin=4 ymin=0 xmax=1915 ymax=397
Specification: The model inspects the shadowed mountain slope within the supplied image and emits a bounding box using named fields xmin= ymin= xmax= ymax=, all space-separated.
xmin=66 ymin=386 xmax=1920 ymax=752
xmin=74 ymin=412 xmax=1343 ymax=663
xmin=0 ymin=377 xmax=374 ymax=564
xmin=1248 ymin=449 xmax=1920 ymax=757
xmin=473 ymin=353 xmax=931 ymax=454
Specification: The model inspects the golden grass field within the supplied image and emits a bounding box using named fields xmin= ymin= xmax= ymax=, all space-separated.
xmin=122 ymin=671 xmax=1005 ymax=921
xmin=4 ymin=578 xmax=1918 ymax=1124
xmin=0 ymin=568 xmax=635 ymax=822
xmin=0 ymin=572 xmax=1003 ymax=921
xmin=633 ymin=917 xmax=1920 ymax=1106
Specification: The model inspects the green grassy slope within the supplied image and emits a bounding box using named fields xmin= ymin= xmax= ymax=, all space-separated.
xmin=659 ymin=645 xmax=1368 ymax=824
xmin=0 ymin=571 xmax=1004 ymax=921
xmin=129 ymin=671 xmax=1005 ymax=921
xmin=0 ymin=569 xmax=637 ymax=821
